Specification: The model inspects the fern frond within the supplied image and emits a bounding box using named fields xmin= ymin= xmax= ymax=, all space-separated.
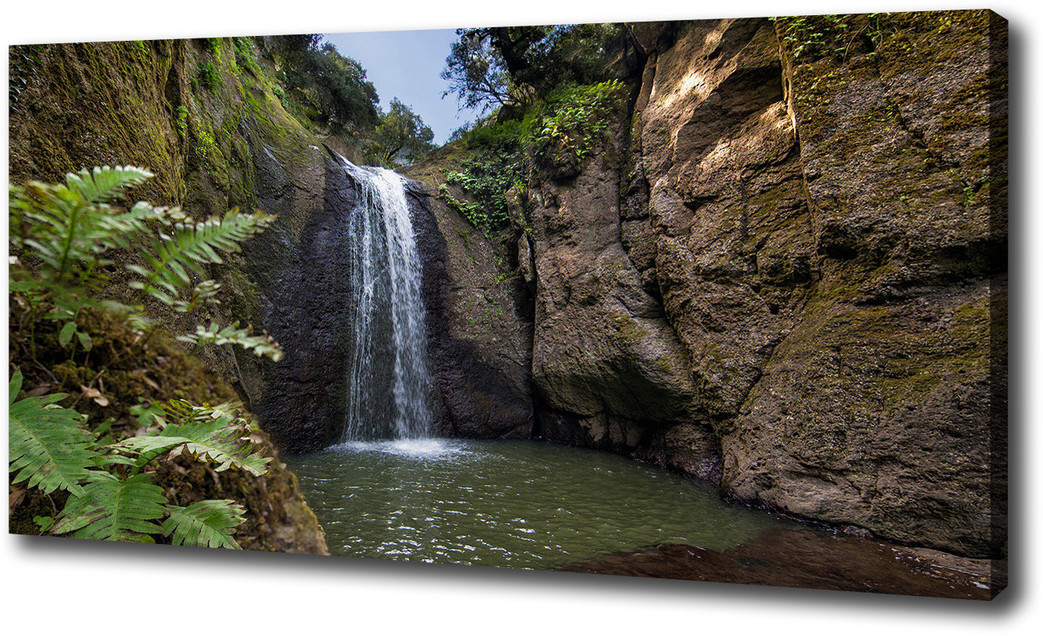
xmin=162 ymin=500 xmax=245 ymax=549
xmin=8 ymin=370 xmax=95 ymax=496
xmin=177 ymin=320 xmax=284 ymax=361
xmin=11 ymin=166 xmax=156 ymax=284
xmin=130 ymin=209 xmax=275 ymax=306
xmin=51 ymin=472 xmax=166 ymax=542
xmin=64 ymin=165 xmax=154 ymax=206
xmin=94 ymin=201 xmax=169 ymax=251
xmin=111 ymin=400 xmax=271 ymax=476
xmin=172 ymin=279 xmax=221 ymax=313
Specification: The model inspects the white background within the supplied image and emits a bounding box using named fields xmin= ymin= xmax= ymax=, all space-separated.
xmin=2 ymin=1 xmax=1037 ymax=634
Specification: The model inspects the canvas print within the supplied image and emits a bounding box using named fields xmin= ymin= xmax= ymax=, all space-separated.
xmin=8 ymin=10 xmax=1007 ymax=600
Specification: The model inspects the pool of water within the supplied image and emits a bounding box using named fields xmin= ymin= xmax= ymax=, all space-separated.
xmin=285 ymin=438 xmax=797 ymax=570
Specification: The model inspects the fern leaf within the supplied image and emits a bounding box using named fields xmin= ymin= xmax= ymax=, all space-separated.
xmin=177 ymin=320 xmax=284 ymax=361
xmin=11 ymin=166 xmax=156 ymax=283
xmin=94 ymin=201 xmax=168 ymax=251
xmin=162 ymin=500 xmax=245 ymax=549
xmin=52 ymin=472 xmax=166 ymax=542
xmin=131 ymin=208 xmax=275 ymax=306
xmin=64 ymin=166 xmax=153 ymax=206
xmin=111 ymin=400 xmax=271 ymax=476
xmin=8 ymin=370 xmax=94 ymax=496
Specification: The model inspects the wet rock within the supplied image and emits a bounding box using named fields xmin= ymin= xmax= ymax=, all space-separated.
xmin=241 ymin=154 xmax=355 ymax=453
xmin=408 ymin=187 xmax=535 ymax=439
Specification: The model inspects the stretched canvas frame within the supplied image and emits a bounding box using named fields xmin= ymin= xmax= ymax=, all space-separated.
xmin=5 ymin=1 xmax=1013 ymax=629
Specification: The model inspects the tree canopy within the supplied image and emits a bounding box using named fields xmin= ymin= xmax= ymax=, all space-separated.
xmin=441 ymin=24 xmax=629 ymax=113
xmin=368 ymin=99 xmax=436 ymax=166
xmin=269 ymin=35 xmax=380 ymax=131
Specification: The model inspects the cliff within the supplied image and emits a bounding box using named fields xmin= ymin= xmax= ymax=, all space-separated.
xmin=407 ymin=11 xmax=1006 ymax=558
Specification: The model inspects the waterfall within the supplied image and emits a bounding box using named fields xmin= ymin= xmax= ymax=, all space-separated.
xmin=343 ymin=163 xmax=433 ymax=441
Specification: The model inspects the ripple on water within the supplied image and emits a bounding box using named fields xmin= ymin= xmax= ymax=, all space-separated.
xmin=288 ymin=438 xmax=796 ymax=570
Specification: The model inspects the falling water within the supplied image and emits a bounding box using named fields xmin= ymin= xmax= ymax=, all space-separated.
xmin=344 ymin=163 xmax=432 ymax=441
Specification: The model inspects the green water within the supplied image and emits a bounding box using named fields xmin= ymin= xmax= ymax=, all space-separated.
xmin=286 ymin=438 xmax=797 ymax=570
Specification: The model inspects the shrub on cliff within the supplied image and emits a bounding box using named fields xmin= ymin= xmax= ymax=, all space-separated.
xmin=437 ymin=80 xmax=625 ymax=233
xmin=267 ymin=37 xmax=379 ymax=132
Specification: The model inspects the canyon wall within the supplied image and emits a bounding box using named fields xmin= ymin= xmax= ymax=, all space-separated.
xmin=414 ymin=11 xmax=1006 ymax=558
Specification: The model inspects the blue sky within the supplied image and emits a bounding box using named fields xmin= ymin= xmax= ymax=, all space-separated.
xmin=323 ymin=29 xmax=486 ymax=145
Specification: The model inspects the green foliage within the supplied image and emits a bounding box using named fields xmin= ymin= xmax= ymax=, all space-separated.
xmin=52 ymin=472 xmax=168 ymax=542
xmin=529 ymin=80 xmax=625 ymax=163
xmin=195 ymin=128 xmax=216 ymax=158
xmin=273 ymin=37 xmax=379 ymax=131
xmin=162 ymin=500 xmax=246 ymax=549
xmin=440 ymin=149 xmax=524 ymax=232
xmin=127 ymin=207 xmax=274 ymax=306
xmin=233 ymin=37 xmax=259 ymax=76
xmin=196 ymin=62 xmax=219 ymax=90
xmin=11 ymin=366 xmax=267 ymax=547
xmin=441 ymin=30 xmax=512 ymax=112
xmin=10 ymin=165 xmax=154 ymax=283
xmin=772 ymin=14 xmax=886 ymax=62
xmin=442 ymin=24 xmax=627 ymax=112
xmin=8 ymin=370 xmax=94 ymax=496
xmin=175 ymin=105 xmax=189 ymax=138
xmin=439 ymin=80 xmax=623 ymax=233
xmin=9 ymin=166 xmax=281 ymax=549
xmin=9 ymin=165 xmax=283 ymax=362
xmin=463 ymin=115 xmax=535 ymax=150
xmin=366 ymin=98 xmax=436 ymax=166
xmin=178 ymin=320 xmax=284 ymax=361
xmin=113 ymin=399 xmax=271 ymax=475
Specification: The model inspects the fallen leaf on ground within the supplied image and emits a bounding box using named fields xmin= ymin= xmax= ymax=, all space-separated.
xmin=80 ymin=385 xmax=110 ymax=407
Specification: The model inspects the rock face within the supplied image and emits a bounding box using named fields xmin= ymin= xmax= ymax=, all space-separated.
xmin=415 ymin=11 xmax=1005 ymax=557
xmin=239 ymin=154 xmax=354 ymax=453
xmin=524 ymin=116 xmax=719 ymax=479
xmin=621 ymin=12 xmax=1003 ymax=557
xmin=407 ymin=185 xmax=535 ymax=439
xmin=719 ymin=11 xmax=1008 ymax=557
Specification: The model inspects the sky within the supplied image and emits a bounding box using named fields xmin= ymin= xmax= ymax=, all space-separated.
xmin=323 ymin=29 xmax=486 ymax=145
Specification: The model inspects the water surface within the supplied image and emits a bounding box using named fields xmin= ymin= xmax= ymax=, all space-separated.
xmin=287 ymin=438 xmax=794 ymax=570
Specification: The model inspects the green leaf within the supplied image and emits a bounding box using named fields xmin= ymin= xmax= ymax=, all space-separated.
xmin=162 ymin=500 xmax=246 ymax=549
xmin=64 ymin=165 xmax=154 ymax=206
xmin=9 ymin=371 xmax=94 ymax=496
xmin=111 ymin=400 xmax=271 ymax=476
xmin=59 ymin=321 xmax=77 ymax=346
xmin=129 ymin=208 xmax=275 ymax=307
xmin=179 ymin=320 xmax=284 ymax=361
xmin=52 ymin=472 xmax=166 ymax=542
xmin=9 ymin=369 xmax=23 ymax=406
